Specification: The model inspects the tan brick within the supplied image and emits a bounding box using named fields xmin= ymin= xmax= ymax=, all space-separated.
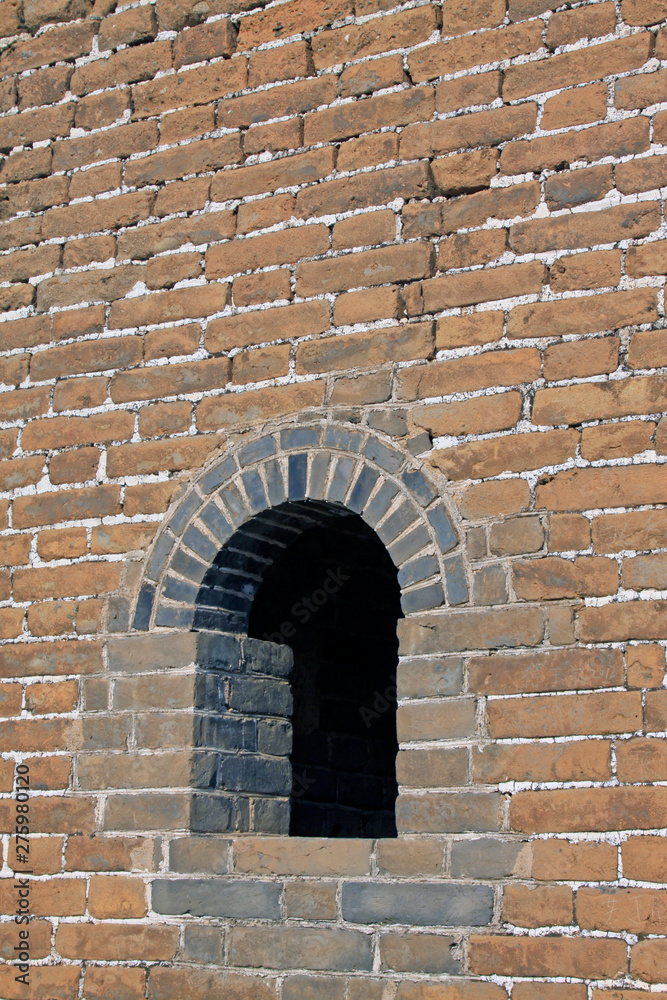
xmin=312 ymin=5 xmax=436 ymax=69
xmin=197 ymin=381 xmax=324 ymax=431
xmin=435 ymin=71 xmax=501 ymax=114
xmin=62 ymin=234 xmax=117 ymax=269
xmin=297 ymin=162 xmax=431 ymax=221
xmin=297 ymin=322 xmax=433 ymax=375
xmin=408 ymin=22 xmax=541 ymax=84
xmin=502 ymin=117 xmax=649 ymax=175
xmin=542 ymin=82 xmax=608 ymax=130
xmin=579 ymin=886 xmax=667 ymax=934
xmin=109 ymin=285 xmax=230 ymax=330
xmin=617 ymin=153 xmax=667 ymax=194
xmin=512 ymin=202 xmax=659 ymax=255
xmin=88 ymin=875 xmax=147 ymax=918
xmin=332 ymin=210 xmax=395 ymax=252
xmin=26 ymin=679 xmax=78 ymax=715
xmin=622 ymin=0 xmax=667 ymax=25
xmin=513 ymin=554 xmax=618 ymax=600
xmin=71 ymin=41 xmax=172 ymax=96
xmin=91 ymin=523 xmax=157 ymax=556
xmin=75 ymin=89 xmax=129 ymax=131
xmin=132 ymin=58 xmax=247 ymax=119
xmin=414 ymin=392 xmax=521 ymax=438
xmin=438 ymin=229 xmax=506 ymax=272
xmin=207 ymin=301 xmax=329 ymax=353
xmin=14 ymin=562 xmax=122 ymax=601
xmin=84 ymin=967 xmax=146 ymax=1000
xmin=107 ymin=436 xmax=221 ymax=477
xmin=582 ymin=420 xmax=655 ymax=461
xmin=173 ymin=17 xmax=235 ymax=68
xmin=473 ymin=741 xmax=611 ymax=784
xmin=504 ymin=884 xmax=573 ymax=928
xmin=625 ymin=644 xmax=664 ymax=690
xmin=234 ymin=837 xmax=370 ymax=876
xmin=459 ymin=480 xmax=531 ymax=520
xmin=248 ymin=39 xmax=310 ymax=88
xmin=42 ymin=191 xmax=154 ymax=242
xmin=154 ymin=178 xmax=210 ymax=218
xmin=333 ymin=286 xmax=403 ymax=327
xmin=217 ymin=76 xmax=336 ymax=131
xmin=622 ymin=836 xmax=667 ymax=883
xmin=233 ymin=270 xmax=292 ymax=307
xmin=433 ymin=428 xmax=577 ymax=481
xmin=237 ymin=0 xmax=352 ymax=47
xmin=396 ymin=747 xmax=468 ymax=787
xmin=339 ymin=53 xmax=404 ymax=99
xmin=547 ymin=2 xmax=616 ymax=48
xmin=146 ymin=252 xmax=202 ymax=290
xmin=117 ymin=210 xmax=235 ymax=261
xmin=489 ymin=516 xmax=544 ymax=556
xmin=469 ymin=647 xmax=622 ymax=696
xmin=124 ymin=480 xmax=185 ymax=516
xmin=207 ymin=226 xmax=329 ymax=279
xmin=124 ymin=133 xmax=242 ymax=187
xmin=244 ymin=118 xmax=304 ymax=155
xmin=49 ymin=446 xmax=103 ymax=484
xmin=232 ymin=344 xmax=291 ymax=384
xmin=505 ymin=34 xmax=651 ymax=102
xmin=337 ymin=132 xmax=398 ymax=172
xmin=237 ymin=194 xmax=296 ymax=236
xmin=470 ymin=935 xmax=626 ymax=979
xmin=284 ymin=882 xmax=338 ymax=921
xmin=144 ymin=324 xmax=200 ymax=362
xmin=65 ymin=835 xmax=156 ymax=872
xmin=490 ymin=690 xmax=640 ymax=739
xmin=56 ymin=922 xmax=177 ymax=961
xmin=304 ymin=87 xmax=434 ymax=145
xmin=23 ymin=412 xmax=134 ymax=452
xmin=27 ymin=600 xmax=77 ymax=637
xmin=534 ymin=372 xmax=665 ymax=427
xmin=160 ymin=105 xmax=215 ymax=144
xmin=13 ymin=485 xmax=121 ymax=529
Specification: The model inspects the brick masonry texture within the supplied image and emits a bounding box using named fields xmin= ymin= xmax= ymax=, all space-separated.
xmin=1 ymin=0 xmax=667 ymax=994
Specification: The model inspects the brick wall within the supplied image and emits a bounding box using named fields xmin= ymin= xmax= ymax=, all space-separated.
xmin=1 ymin=0 xmax=667 ymax=994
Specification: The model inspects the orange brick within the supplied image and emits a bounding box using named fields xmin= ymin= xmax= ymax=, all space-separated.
xmin=503 ymin=885 xmax=573 ymax=928
xmin=88 ymin=875 xmax=147 ymax=918
xmin=25 ymin=679 xmax=78 ymax=715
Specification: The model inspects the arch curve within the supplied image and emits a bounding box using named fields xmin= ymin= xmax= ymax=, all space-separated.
xmin=131 ymin=420 xmax=469 ymax=633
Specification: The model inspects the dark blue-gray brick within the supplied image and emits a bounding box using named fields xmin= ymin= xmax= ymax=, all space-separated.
xmin=152 ymin=877 xmax=281 ymax=919
xmin=341 ymin=881 xmax=493 ymax=926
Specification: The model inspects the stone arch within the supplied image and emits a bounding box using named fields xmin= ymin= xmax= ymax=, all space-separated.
xmin=132 ymin=419 xmax=467 ymax=634
xmin=103 ymin=418 xmax=475 ymax=836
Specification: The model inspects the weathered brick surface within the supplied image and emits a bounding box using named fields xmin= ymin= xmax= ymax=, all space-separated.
xmin=0 ymin=0 xmax=666 ymax=992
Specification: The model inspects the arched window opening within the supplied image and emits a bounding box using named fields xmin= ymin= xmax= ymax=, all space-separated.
xmin=248 ymin=506 xmax=402 ymax=838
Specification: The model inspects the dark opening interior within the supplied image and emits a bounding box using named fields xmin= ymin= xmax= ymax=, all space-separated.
xmin=248 ymin=507 xmax=402 ymax=838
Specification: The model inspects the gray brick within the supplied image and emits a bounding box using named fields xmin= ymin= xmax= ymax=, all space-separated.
xmin=450 ymin=838 xmax=527 ymax=879
xmin=364 ymin=480 xmax=398 ymax=527
xmin=407 ymin=430 xmax=432 ymax=456
xmin=242 ymin=468 xmax=267 ymax=513
xmin=244 ymin=637 xmax=293 ymax=677
xmin=163 ymin=574 xmax=199 ymax=605
xmin=281 ymin=426 xmax=320 ymax=449
xmin=197 ymin=630 xmax=244 ymax=671
xmin=201 ymin=455 xmax=237 ymax=495
xmin=196 ymin=714 xmax=257 ymax=752
xmin=348 ymin=464 xmax=380 ymax=513
xmin=445 ymin=554 xmax=469 ymax=606
xmin=428 ymin=505 xmax=457 ymax=553
xmin=264 ymin=458 xmax=286 ymax=507
xmin=190 ymin=791 xmax=237 ymax=833
xmin=169 ymin=836 xmax=230 ymax=873
xmin=152 ymin=877 xmax=281 ymax=918
xmin=199 ymin=501 xmax=233 ymax=545
xmin=341 ymin=882 xmax=493 ymax=927
xmin=258 ymin=718 xmax=292 ymax=755
xmin=239 ymin=435 xmax=276 ymax=466
xmin=145 ymin=533 xmax=176 ymax=582
xmin=155 ymin=604 xmax=195 ymax=629
xmin=390 ymin=524 xmax=431 ymax=566
xmin=377 ymin=500 xmax=419 ymax=545
xmin=182 ymin=925 xmax=224 ymax=964
xmin=309 ymin=451 xmax=331 ymax=499
xmin=220 ymin=484 xmax=248 ymax=526
xmin=228 ymin=676 xmax=292 ymax=717
xmin=170 ymin=547 xmax=208 ymax=586
xmin=369 ymin=409 xmax=408 ymax=437
xmin=401 ymin=582 xmax=444 ymax=614
xmin=183 ymin=523 xmax=218 ymax=563
xmin=397 ymin=656 xmax=464 ymax=698
xmin=363 ymin=436 xmax=403 ymax=473
xmin=403 ymin=468 xmax=438 ymax=506
xmin=398 ymin=553 xmax=438 ymax=588
xmin=327 ymin=455 xmax=356 ymax=502
xmin=108 ymin=632 xmax=196 ymax=673
xmin=229 ymin=925 xmax=373 ymax=971
xmin=252 ymin=795 xmax=290 ymax=834
xmin=169 ymin=490 xmax=203 ymax=535
xmin=288 ymin=452 xmax=308 ymax=500
xmin=108 ymin=595 xmax=132 ymax=632
xmin=221 ymin=753 xmax=291 ymax=794
xmin=323 ymin=426 xmax=363 ymax=452
xmin=194 ymin=671 xmax=222 ymax=710
xmin=192 ymin=751 xmax=219 ymax=789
